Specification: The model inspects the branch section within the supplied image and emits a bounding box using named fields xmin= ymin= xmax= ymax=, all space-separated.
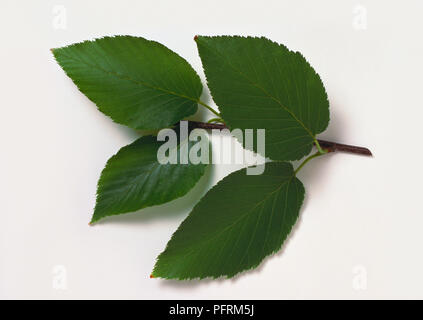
xmin=187 ymin=121 xmax=372 ymax=156
xmin=316 ymin=139 xmax=372 ymax=156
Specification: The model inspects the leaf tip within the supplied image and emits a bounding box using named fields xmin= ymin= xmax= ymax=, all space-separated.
xmin=149 ymin=274 xmax=155 ymax=279
xmin=89 ymin=215 xmax=98 ymax=225
xmin=194 ymin=35 xmax=198 ymax=41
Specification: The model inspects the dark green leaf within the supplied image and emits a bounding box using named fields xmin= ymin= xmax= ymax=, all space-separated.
xmin=195 ymin=35 xmax=329 ymax=161
xmin=52 ymin=36 xmax=203 ymax=129
xmin=91 ymin=135 xmax=208 ymax=223
xmin=152 ymin=162 xmax=305 ymax=279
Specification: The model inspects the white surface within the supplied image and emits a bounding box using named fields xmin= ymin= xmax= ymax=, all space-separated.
xmin=1 ymin=0 xmax=422 ymax=299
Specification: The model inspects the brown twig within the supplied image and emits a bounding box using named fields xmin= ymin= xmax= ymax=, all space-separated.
xmin=188 ymin=121 xmax=372 ymax=156
xmin=316 ymin=139 xmax=372 ymax=156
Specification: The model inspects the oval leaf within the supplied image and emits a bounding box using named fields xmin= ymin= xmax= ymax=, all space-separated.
xmin=92 ymin=135 xmax=208 ymax=223
xmin=152 ymin=162 xmax=305 ymax=279
xmin=195 ymin=35 xmax=329 ymax=160
xmin=52 ymin=36 xmax=203 ymax=129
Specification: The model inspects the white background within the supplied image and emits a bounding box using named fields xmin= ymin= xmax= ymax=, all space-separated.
xmin=1 ymin=0 xmax=422 ymax=299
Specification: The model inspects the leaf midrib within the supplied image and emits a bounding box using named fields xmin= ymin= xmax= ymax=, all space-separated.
xmin=200 ymin=39 xmax=315 ymax=138
xmin=168 ymin=173 xmax=295 ymax=260
xmin=97 ymin=139 xmax=191 ymax=209
xmin=57 ymin=51 xmax=201 ymax=106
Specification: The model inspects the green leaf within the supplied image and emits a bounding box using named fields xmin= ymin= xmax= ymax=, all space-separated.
xmin=52 ymin=36 xmax=203 ymax=130
xmin=152 ymin=162 xmax=305 ymax=279
xmin=91 ymin=134 xmax=208 ymax=223
xmin=195 ymin=35 xmax=330 ymax=161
